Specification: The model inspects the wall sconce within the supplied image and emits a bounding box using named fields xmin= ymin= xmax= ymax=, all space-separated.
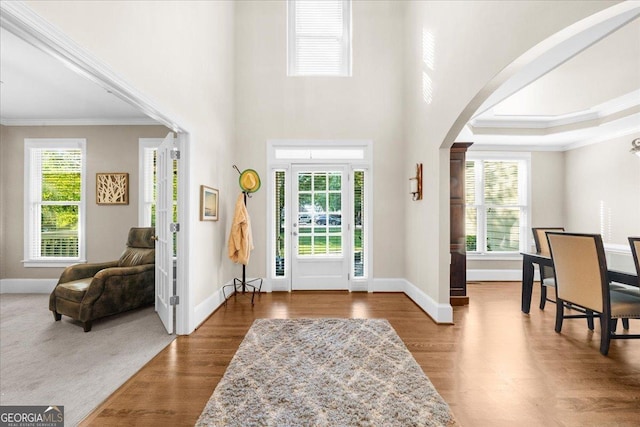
xmin=631 ymin=138 xmax=640 ymax=157
xmin=409 ymin=163 xmax=423 ymax=201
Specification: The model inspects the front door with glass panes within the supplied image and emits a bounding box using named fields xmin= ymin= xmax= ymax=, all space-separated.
xmin=291 ymin=165 xmax=349 ymax=290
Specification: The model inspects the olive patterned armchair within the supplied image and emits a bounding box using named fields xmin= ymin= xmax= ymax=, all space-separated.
xmin=49 ymin=227 xmax=156 ymax=332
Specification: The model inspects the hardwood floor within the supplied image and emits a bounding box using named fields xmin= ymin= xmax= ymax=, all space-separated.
xmin=80 ymin=283 xmax=640 ymax=427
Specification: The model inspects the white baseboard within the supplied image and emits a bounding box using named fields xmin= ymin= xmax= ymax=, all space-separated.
xmin=403 ymin=280 xmax=453 ymax=324
xmin=467 ymin=269 xmax=540 ymax=282
xmin=371 ymin=278 xmax=452 ymax=324
xmin=0 ymin=278 xmax=57 ymax=294
xmin=268 ymin=278 xmax=289 ymax=292
xmin=350 ymin=280 xmax=371 ymax=292
xmin=193 ymin=280 xmax=235 ymax=330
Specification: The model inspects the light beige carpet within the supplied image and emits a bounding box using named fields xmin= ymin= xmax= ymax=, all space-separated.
xmin=0 ymin=294 xmax=175 ymax=426
xmin=196 ymin=318 xmax=457 ymax=427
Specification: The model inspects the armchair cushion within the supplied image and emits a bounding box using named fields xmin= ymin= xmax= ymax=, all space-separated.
xmin=55 ymin=279 xmax=92 ymax=303
xmin=119 ymin=248 xmax=155 ymax=267
xmin=57 ymin=261 xmax=118 ymax=285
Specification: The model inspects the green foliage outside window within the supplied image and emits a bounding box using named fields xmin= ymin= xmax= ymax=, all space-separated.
xmin=37 ymin=149 xmax=82 ymax=258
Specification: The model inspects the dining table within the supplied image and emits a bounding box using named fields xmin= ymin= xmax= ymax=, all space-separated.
xmin=520 ymin=252 xmax=639 ymax=314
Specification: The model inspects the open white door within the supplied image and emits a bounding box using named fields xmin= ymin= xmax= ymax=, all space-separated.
xmin=155 ymin=132 xmax=175 ymax=334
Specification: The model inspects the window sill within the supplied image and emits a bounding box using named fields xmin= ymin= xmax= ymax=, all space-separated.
xmin=23 ymin=259 xmax=86 ymax=268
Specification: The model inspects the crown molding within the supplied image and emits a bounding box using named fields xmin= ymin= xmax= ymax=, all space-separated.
xmin=470 ymin=89 xmax=640 ymax=131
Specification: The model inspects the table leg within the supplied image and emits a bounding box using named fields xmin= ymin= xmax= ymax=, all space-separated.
xmin=522 ymin=256 xmax=534 ymax=314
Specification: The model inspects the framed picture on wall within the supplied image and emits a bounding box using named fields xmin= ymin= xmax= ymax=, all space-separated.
xmin=96 ymin=173 xmax=129 ymax=205
xmin=200 ymin=185 xmax=219 ymax=221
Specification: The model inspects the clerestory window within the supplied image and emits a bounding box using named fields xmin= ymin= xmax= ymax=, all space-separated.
xmin=287 ymin=0 xmax=352 ymax=76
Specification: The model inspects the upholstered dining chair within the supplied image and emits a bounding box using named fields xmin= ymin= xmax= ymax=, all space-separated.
xmin=546 ymin=232 xmax=640 ymax=355
xmin=532 ymin=227 xmax=564 ymax=310
xmin=605 ymin=237 xmax=640 ymax=302
xmin=628 ymin=236 xmax=640 ymax=289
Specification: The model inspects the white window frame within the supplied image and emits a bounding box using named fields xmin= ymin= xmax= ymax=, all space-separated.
xmin=23 ymin=138 xmax=87 ymax=267
xmin=287 ymin=0 xmax=352 ymax=77
xmin=466 ymin=151 xmax=531 ymax=260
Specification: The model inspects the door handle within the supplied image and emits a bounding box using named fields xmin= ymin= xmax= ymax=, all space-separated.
xmin=292 ymin=231 xmax=298 ymax=236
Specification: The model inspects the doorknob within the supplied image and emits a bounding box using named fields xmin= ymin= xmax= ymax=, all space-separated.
xmin=151 ymin=235 xmax=158 ymax=241
xmin=292 ymin=231 xmax=298 ymax=236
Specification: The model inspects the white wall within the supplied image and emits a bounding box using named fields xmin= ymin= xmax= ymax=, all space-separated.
xmin=565 ymin=133 xmax=640 ymax=244
xmin=26 ymin=1 xmax=236 ymax=326
xmin=403 ymin=1 xmax=614 ymax=311
xmin=234 ymin=0 xmax=406 ymax=279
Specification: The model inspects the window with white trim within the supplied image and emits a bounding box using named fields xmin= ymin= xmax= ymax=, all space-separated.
xmin=287 ymin=0 xmax=352 ymax=76
xmin=24 ymin=139 xmax=86 ymax=266
xmin=465 ymin=152 xmax=530 ymax=255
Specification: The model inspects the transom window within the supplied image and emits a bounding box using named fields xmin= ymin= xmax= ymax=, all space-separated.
xmin=465 ymin=152 xmax=530 ymax=255
xmin=24 ymin=139 xmax=86 ymax=266
xmin=287 ymin=0 xmax=352 ymax=76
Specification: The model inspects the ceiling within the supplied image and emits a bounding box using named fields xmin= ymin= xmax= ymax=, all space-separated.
xmin=0 ymin=27 xmax=156 ymax=126
xmin=1 ymin=14 xmax=638 ymax=148
xmin=462 ymin=16 xmax=640 ymax=150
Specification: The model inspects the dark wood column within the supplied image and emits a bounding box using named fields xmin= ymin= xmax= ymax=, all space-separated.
xmin=450 ymin=142 xmax=473 ymax=306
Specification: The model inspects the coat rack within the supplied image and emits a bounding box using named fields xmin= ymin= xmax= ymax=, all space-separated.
xmin=223 ymin=165 xmax=263 ymax=305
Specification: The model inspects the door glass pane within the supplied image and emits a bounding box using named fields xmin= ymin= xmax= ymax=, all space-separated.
xmin=313 ymin=173 xmax=326 ymax=191
xmin=328 ymin=235 xmax=341 ymax=255
xmin=298 ymin=193 xmax=312 ymax=212
xmin=299 ymin=173 xmax=312 ymax=191
xmin=297 ymin=170 xmax=342 ymax=256
xmin=314 ymin=193 xmax=327 ymax=212
xmin=299 ymin=235 xmax=312 ymax=255
xmin=328 ymin=173 xmax=341 ymax=190
xmin=353 ymin=170 xmax=364 ymax=277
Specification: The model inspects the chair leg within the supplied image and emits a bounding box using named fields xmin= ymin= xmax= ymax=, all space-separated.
xmin=599 ymin=314 xmax=611 ymax=356
xmin=83 ymin=321 xmax=92 ymax=332
xmin=555 ymin=299 xmax=564 ymax=333
xmin=622 ymin=318 xmax=629 ymax=330
xmin=586 ymin=310 xmax=595 ymax=331
xmin=52 ymin=311 xmax=61 ymax=321
xmin=611 ymin=318 xmax=618 ymax=332
xmin=539 ymin=284 xmax=547 ymax=310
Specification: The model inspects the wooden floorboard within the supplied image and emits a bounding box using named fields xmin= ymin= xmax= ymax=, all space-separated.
xmin=80 ymin=283 xmax=640 ymax=427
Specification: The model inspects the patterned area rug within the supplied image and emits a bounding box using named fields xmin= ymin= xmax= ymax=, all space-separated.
xmin=196 ymin=318 xmax=457 ymax=426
